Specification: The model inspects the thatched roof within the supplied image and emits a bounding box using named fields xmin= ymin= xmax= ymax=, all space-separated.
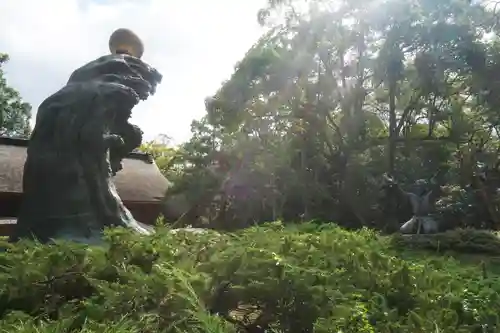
xmin=0 ymin=137 xmax=169 ymax=203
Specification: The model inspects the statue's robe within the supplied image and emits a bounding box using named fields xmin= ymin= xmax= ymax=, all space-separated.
xmin=11 ymin=54 xmax=161 ymax=243
xmin=11 ymin=81 xmax=151 ymax=243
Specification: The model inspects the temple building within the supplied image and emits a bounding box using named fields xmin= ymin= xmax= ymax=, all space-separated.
xmin=0 ymin=136 xmax=169 ymax=236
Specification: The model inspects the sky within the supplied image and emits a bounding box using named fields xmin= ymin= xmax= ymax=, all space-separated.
xmin=0 ymin=0 xmax=267 ymax=144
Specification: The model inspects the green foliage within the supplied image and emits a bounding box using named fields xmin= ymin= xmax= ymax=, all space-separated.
xmin=2 ymin=224 xmax=500 ymax=332
xmin=0 ymin=53 xmax=32 ymax=138
xmin=392 ymin=228 xmax=500 ymax=255
xmin=139 ymin=135 xmax=180 ymax=179
xmin=161 ymin=0 xmax=500 ymax=230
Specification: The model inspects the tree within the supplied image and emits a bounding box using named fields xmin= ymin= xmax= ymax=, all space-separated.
xmin=160 ymin=0 xmax=500 ymax=232
xmin=0 ymin=53 xmax=32 ymax=137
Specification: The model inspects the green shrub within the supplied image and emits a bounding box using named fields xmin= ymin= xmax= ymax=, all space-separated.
xmin=0 ymin=222 xmax=499 ymax=332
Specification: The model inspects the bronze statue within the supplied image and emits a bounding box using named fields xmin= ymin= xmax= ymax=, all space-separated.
xmin=383 ymin=174 xmax=439 ymax=234
xmin=10 ymin=29 xmax=162 ymax=243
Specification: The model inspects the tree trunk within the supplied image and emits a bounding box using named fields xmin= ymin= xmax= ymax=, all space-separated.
xmin=388 ymin=79 xmax=397 ymax=175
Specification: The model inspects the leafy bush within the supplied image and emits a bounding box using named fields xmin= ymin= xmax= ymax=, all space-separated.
xmin=1 ymin=223 xmax=500 ymax=332
xmin=392 ymin=228 xmax=500 ymax=255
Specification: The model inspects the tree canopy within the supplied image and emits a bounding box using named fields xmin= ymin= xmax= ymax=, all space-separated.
xmin=158 ymin=0 xmax=500 ymax=232
xmin=0 ymin=53 xmax=31 ymax=138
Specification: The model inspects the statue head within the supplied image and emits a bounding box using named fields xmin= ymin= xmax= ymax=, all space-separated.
xmin=68 ymin=29 xmax=162 ymax=100
xmin=109 ymin=28 xmax=144 ymax=59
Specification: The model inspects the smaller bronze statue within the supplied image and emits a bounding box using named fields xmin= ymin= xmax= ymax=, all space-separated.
xmin=383 ymin=175 xmax=439 ymax=234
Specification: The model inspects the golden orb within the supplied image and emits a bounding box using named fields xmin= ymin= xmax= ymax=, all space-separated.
xmin=109 ymin=28 xmax=144 ymax=59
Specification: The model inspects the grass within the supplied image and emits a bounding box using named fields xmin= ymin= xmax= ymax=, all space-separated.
xmin=0 ymin=222 xmax=500 ymax=332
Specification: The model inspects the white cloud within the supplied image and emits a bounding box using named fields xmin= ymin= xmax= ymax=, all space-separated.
xmin=0 ymin=0 xmax=266 ymax=144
